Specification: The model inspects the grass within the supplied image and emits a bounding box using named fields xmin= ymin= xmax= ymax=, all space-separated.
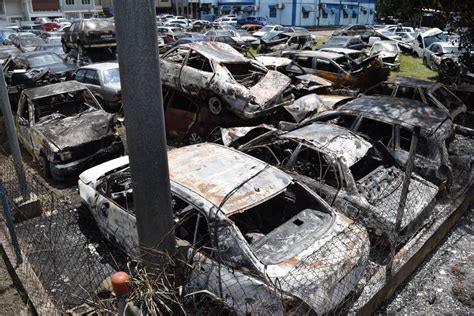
xmin=390 ymin=54 xmax=438 ymax=81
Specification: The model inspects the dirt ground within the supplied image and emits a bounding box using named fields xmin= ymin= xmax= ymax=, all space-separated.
xmin=0 ymin=247 xmax=32 ymax=315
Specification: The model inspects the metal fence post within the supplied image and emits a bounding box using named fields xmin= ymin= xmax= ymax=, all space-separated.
xmin=0 ymin=68 xmax=29 ymax=200
xmin=386 ymin=126 xmax=420 ymax=278
xmin=0 ymin=179 xmax=22 ymax=264
xmin=114 ymin=0 xmax=176 ymax=260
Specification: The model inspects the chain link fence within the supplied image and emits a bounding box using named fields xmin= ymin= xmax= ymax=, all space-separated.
xmin=0 ymin=130 xmax=471 ymax=314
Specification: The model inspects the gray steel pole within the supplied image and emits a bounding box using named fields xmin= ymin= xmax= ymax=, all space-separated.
xmin=0 ymin=71 xmax=29 ymax=200
xmin=114 ymin=0 xmax=176 ymax=259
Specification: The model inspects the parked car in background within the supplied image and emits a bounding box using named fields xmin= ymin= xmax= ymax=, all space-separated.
xmin=333 ymin=24 xmax=374 ymax=36
xmin=422 ymin=42 xmax=467 ymax=70
xmin=237 ymin=16 xmax=269 ymax=26
xmin=164 ymin=19 xmax=192 ymax=30
xmin=78 ymin=143 xmax=370 ymax=314
xmin=41 ymin=22 xmax=61 ymax=32
xmin=320 ymin=36 xmax=366 ymax=50
xmin=394 ymin=31 xmax=416 ymax=43
xmin=369 ymin=41 xmax=400 ymax=70
xmin=282 ymin=51 xmax=389 ymax=89
xmin=240 ymin=24 xmax=262 ymax=34
xmin=253 ymin=25 xmax=287 ymax=38
xmin=62 ymin=19 xmax=116 ymax=53
xmin=34 ymin=44 xmax=66 ymax=58
xmin=214 ymin=16 xmax=238 ymax=26
xmin=157 ymin=26 xmax=184 ymax=40
xmin=74 ymin=62 xmax=122 ymax=112
xmin=0 ymin=46 xmax=21 ymax=64
xmin=4 ymin=51 xmax=76 ymax=77
xmin=15 ymin=81 xmax=124 ymax=179
xmin=13 ymin=34 xmax=45 ymax=52
xmin=412 ymin=28 xmax=448 ymax=57
xmin=260 ymin=32 xmax=314 ymax=54
xmin=18 ymin=23 xmax=42 ymax=33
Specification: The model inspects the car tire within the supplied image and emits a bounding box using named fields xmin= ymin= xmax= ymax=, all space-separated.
xmin=208 ymin=96 xmax=223 ymax=115
xmin=187 ymin=132 xmax=204 ymax=145
xmin=39 ymin=155 xmax=51 ymax=179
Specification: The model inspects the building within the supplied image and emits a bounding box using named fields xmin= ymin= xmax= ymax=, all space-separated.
xmin=0 ymin=0 xmax=63 ymax=23
xmin=60 ymin=0 xmax=99 ymax=19
xmin=99 ymin=0 xmax=172 ymax=17
xmin=196 ymin=0 xmax=376 ymax=26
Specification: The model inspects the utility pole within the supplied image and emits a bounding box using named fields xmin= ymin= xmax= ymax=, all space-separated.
xmin=114 ymin=0 xmax=176 ymax=260
xmin=0 ymin=67 xmax=29 ymax=200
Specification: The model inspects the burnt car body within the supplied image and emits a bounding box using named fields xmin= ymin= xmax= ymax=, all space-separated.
xmin=15 ymin=81 xmax=124 ymax=179
xmin=422 ymin=42 xmax=468 ymax=70
xmin=282 ymin=50 xmax=389 ymax=89
xmin=4 ymin=51 xmax=76 ymax=77
xmin=255 ymin=56 xmax=333 ymax=97
xmin=160 ymin=42 xmax=293 ymax=119
xmin=61 ymin=19 xmax=116 ymax=53
xmin=259 ymin=32 xmax=314 ymax=55
xmin=224 ymin=123 xmax=439 ymax=245
xmin=320 ymin=36 xmax=366 ymax=50
xmin=78 ymin=143 xmax=369 ymax=314
xmin=301 ymin=96 xmax=455 ymax=186
xmin=363 ymin=77 xmax=473 ymax=135
xmin=369 ymin=41 xmax=400 ymax=71
xmin=0 ymin=45 xmax=21 ymax=64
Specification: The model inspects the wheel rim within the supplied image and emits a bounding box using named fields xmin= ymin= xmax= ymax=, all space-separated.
xmin=188 ymin=133 xmax=203 ymax=144
xmin=208 ymin=97 xmax=222 ymax=115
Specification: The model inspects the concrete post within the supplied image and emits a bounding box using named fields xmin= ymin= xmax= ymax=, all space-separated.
xmin=113 ymin=0 xmax=176 ymax=260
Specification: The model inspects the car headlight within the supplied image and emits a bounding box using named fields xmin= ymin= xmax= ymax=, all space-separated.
xmin=58 ymin=151 xmax=73 ymax=161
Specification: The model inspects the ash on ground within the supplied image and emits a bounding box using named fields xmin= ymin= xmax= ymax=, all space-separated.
xmin=380 ymin=206 xmax=474 ymax=314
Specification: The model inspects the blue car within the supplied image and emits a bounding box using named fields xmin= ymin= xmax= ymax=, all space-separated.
xmin=237 ymin=16 xmax=269 ymax=26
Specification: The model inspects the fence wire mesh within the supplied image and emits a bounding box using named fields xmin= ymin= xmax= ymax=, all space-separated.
xmin=0 ymin=135 xmax=470 ymax=315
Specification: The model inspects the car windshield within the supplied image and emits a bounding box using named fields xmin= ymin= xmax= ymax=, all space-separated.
xmin=441 ymin=46 xmax=464 ymax=54
xmin=41 ymin=45 xmax=64 ymax=55
xmin=83 ymin=20 xmax=114 ymax=31
xmin=20 ymin=37 xmax=44 ymax=47
xmin=292 ymin=27 xmax=308 ymax=33
xmin=28 ymin=53 xmax=63 ymax=67
xmin=325 ymin=37 xmax=348 ymax=46
xmin=372 ymin=42 xmax=398 ymax=53
xmin=424 ymin=33 xmax=449 ymax=47
xmin=102 ymin=68 xmax=120 ymax=85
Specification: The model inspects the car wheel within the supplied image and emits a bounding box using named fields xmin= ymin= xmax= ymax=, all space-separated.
xmin=208 ymin=96 xmax=223 ymax=115
xmin=39 ymin=155 xmax=51 ymax=178
xmin=187 ymin=132 xmax=204 ymax=145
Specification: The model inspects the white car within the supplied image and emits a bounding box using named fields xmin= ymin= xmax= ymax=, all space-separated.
xmin=411 ymin=28 xmax=448 ymax=57
xmin=253 ymin=24 xmax=286 ymax=38
xmin=214 ymin=16 xmax=238 ymax=26
xmin=370 ymin=40 xmax=400 ymax=70
xmin=165 ymin=19 xmax=192 ymax=30
xmin=422 ymin=41 xmax=467 ymax=70
xmin=78 ymin=143 xmax=370 ymax=314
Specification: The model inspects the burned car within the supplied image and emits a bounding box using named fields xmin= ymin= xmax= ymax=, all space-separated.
xmin=223 ymin=123 xmax=439 ymax=246
xmin=369 ymin=41 xmax=400 ymax=71
xmin=301 ymin=96 xmax=456 ymax=186
xmin=363 ymin=77 xmax=473 ymax=135
xmin=16 ymin=81 xmax=124 ymax=179
xmin=78 ymin=143 xmax=369 ymax=314
xmin=282 ymin=50 xmax=389 ymax=89
xmin=259 ymin=32 xmax=314 ymax=55
xmin=160 ymin=42 xmax=293 ymax=119
xmin=61 ymin=19 xmax=116 ymax=53
xmin=255 ymin=55 xmax=333 ymax=97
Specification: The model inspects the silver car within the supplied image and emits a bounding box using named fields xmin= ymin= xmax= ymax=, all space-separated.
xmin=74 ymin=62 xmax=121 ymax=112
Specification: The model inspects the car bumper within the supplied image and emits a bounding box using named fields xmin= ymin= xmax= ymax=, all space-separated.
xmin=49 ymin=141 xmax=124 ymax=180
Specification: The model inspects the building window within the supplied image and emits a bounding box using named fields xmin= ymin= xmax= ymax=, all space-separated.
xmin=66 ymin=0 xmax=74 ymax=5
xmin=343 ymin=10 xmax=348 ymax=19
xmin=269 ymin=6 xmax=276 ymax=18
xmin=82 ymin=0 xmax=91 ymax=4
xmin=322 ymin=10 xmax=328 ymax=18
xmin=352 ymin=11 xmax=357 ymax=19
xmin=303 ymin=11 xmax=309 ymax=18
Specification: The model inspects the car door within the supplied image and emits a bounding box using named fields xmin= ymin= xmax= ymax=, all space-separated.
xmin=315 ymin=58 xmax=347 ymax=86
xmin=16 ymin=95 xmax=35 ymax=155
xmin=286 ymin=36 xmax=300 ymax=50
xmin=82 ymin=69 xmax=101 ymax=95
xmin=94 ymin=173 xmax=138 ymax=257
xmin=160 ymin=47 xmax=190 ymax=89
xmin=179 ymin=50 xmax=214 ymax=96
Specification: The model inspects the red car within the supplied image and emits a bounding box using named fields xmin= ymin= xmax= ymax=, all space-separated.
xmin=41 ymin=22 xmax=60 ymax=32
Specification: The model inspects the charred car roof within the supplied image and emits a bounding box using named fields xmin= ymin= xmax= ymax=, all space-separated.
xmin=177 ymin=41 xmax=248 ymax=64
xmin=338 ymin=96 xmax=451 ymax=134
xmin=168 ymin=143 xmax=292 ymax=215
xmin=284 ymin=50 xmax=344 ymax=60
xmin=391 ymin=76 xmax=440 ymax=89
xmin=22 ymin=80 xmax=87 ymax=100
xmin=282 ymin=122 xmax=372 ymax=166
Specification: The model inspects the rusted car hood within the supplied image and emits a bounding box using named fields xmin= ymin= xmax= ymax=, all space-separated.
xmin=248 ymin=70 xmax=291 ymax=107
xmin=34 ymin=110 xmax=115 ymax=151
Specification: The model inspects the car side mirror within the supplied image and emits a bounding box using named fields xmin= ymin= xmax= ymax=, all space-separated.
xmin=18 ymin=117 xmax=28 ymax=127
